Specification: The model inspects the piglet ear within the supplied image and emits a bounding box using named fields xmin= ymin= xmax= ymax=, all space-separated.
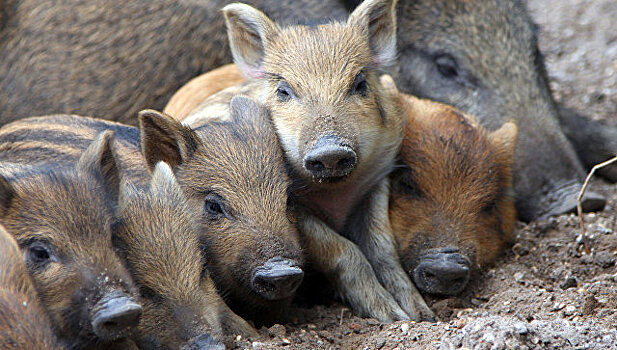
xmin=138 ymin=109 xmax=201 ymax=171
xmin=150 ymin=161 xmax=183 ymax=198
xmin=223 ymin=3 xmax=279 ymax=78
xmin=0 ymin=173 xmax=15 ymax=216
xmin=489 ymin=121 xmax=518 ymax=166
xmin=347 ymin=0 xmax=398 ymax=67
xmin=77 ymin=130 xmax=122 ymax=204
xmin=379 ymin=74 xmax=399 ymax=95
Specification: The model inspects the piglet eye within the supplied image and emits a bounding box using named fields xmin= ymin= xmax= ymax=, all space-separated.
xmin=276 ymin=81 xmax=293 ymax=102
xmin=204 ymin=193 xmax=226 ymax=220
xmin=350 ymin=72 xmax=368 ymax=96
xmin=27 ymin=242 xmax=54 ymax=268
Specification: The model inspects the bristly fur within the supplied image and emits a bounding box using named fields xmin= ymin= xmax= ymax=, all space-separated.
xmin=0 ymin=103 xmax=304 ymax=325
xmin=389 ymin=93 xmax=517 ymax=277
xmin=0 ymin=225 xmax=60 ymax=349
xmin=0 ymin=134 xmax=140 ymax=349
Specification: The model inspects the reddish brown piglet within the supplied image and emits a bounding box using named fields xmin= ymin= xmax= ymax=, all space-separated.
xmin=389 ymin=92 xmax=517 ymax=296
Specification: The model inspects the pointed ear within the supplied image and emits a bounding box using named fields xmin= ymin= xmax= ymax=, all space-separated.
xmin=490 ymin=121 xmax=518 ymax=165
xmin=348 ymin=0 xmax=398 ymax=67
xmin=0 ymin=173 xmax=15 ymax=216
xmin=77 ymin=130 xmax=122 ymax=204
xmin=223 ymin=3 xmax=278 ymax=78
xmin=138 ymin=109 xmax=201 ymax=171
xmin=229 ymin=95 xmax=269 ymax=123
xmin=379 ymin=74 xmax=398 ymax=95
xmin=150 ymin=161 xmax=183 ymax=197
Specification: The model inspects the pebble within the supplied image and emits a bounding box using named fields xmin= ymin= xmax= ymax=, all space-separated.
xmin=553 ymin=303 xmax=566 ymax=311
xmin=514 ymin=322 xmax=529 ymax=335
xmin=563 ymin=305 xmax=577 ymax=316
xmin=481 ymin=333 xmax=496 ymax=343
xmin=560 ymin=275 xmax=578 ymax=289
xmin=400 ymin=323 xmax=410 ymax=334
xmin=514 ymin=272 xmax=526 ymax=283
xmin=252 ymin=341 xmax=266 ymax=349
xmin=268 ymin=324 xmax=286 ymax=338
xmin=456 ymin=319 xmax=466 ymax=329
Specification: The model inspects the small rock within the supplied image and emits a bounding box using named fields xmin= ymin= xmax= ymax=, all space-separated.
xmin=514 ymin=322 xmax=528 ymax=335
xmin=512 ymin=242 xmax=530 ymax=256
xmin=280 ymin=338 xmax=291 ymax=346
xmin=349 ymin=323 xmax=361 ymax=330
xmin=481 ymin=333 xmax=496 ymax=343
xmin=400 ymin=323 xmax=410 ymax=334
xmin=595 ymin=224 xmax=612 ymax=235
xmin=553 ymin=303 xmax=565 ymax=311
xmin=375 ymin=339 xmax=386 ymax=349
xmin=456 ymin=318 xmax=466 ymax=329
xmin=514 ymin=272 xmax=526 ymax=283
xmin=268 ymin=324 xmax=286 ymax=338
xmin=594 ymin=251 xmax=616 ymax=268
xmin=582 ymin=295 xmax=600 ymax=315
xmin=252 ymin=341 xmax=266 ymax=349
xmin=563 ymin=305 xmax=577 ymax=316
xmin=560 ymin=275 xmax=578 ymax=290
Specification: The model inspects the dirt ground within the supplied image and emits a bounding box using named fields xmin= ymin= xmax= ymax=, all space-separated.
xmin=229 ymin=1 xmax=617 ymax=349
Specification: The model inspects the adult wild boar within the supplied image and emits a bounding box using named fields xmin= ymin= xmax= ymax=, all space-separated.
xmin=0 ymin=0 xmax=346 ymax=125
xmin=184 ymin=0 xmax=433 ymax=322
xmin=344 ymin=0 xmax=610 ymax=221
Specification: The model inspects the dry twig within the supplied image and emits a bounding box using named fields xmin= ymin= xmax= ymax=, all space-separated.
xmin=577 ymin=156 xmax=617 ymax=254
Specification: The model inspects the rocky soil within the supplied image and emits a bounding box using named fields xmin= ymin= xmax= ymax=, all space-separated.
xmin=228 ymin=0 xmax=617 ymax=348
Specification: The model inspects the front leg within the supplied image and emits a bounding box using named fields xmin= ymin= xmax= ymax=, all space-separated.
xmin=298 ymin=212 xmax=409 ymax=322
xmin=349 ymin=178 xmax=434 ymax=322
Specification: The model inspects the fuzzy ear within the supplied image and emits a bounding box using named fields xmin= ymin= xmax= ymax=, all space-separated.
xmin=223 ymin=3 xmax=278 ymax=78
xmin=348 ymin=0 xmax=398 ymax=67
xmin=77 ymin=130 xmax=122 ymax=204
xmin=150 ymin=161 xmax=182 ymax=195
xmin=490 ymin=121 xmax=518 ymax=164
xmin=379 ymin=74 xmax=399 ymax=95
xmin=138 ymin=109 xmax=201 ymax=171
xmin=229 ymin=95 xmax=269 ymax=123
xmin=0 ymin=173 xmax=14 ymax=216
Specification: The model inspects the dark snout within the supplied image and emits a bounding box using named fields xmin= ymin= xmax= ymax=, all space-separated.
xmin=181 ymin=334 xmax=225 ymax=350
xmin=303 ymin=135 xmax=357 ymax=180
xmin=251 ymin=257 xmax=304 ymax=301
xmin=413 ymin=247 xmax=471 ymax=296
xmin=91 ymin=291 xmax=142 ymax=342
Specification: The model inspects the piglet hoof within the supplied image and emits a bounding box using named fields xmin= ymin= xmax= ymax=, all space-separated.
xmin=541 ymin=182 xmax=606 ymax=219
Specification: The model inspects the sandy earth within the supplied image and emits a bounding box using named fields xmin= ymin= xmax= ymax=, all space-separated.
xmin=228 ymin=0 xmax=617 ymax=349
